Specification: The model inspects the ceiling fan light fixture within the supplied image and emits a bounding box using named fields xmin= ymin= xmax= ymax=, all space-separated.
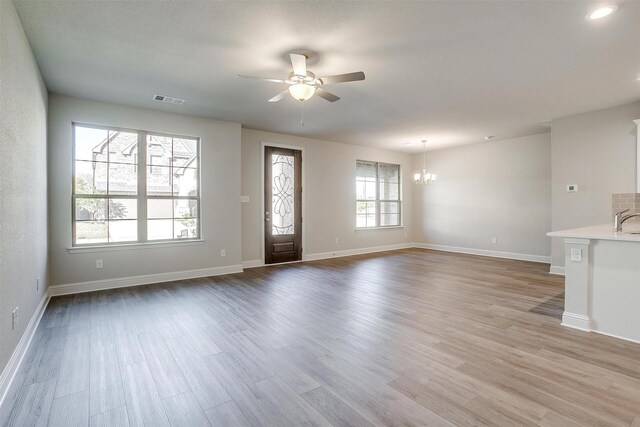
xmin=288 ymin=83 xmax=316 ymax=101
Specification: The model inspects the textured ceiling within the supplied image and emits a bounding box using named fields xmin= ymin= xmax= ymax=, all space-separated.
xmin=13 ymin=0 xmax=640 ymax=152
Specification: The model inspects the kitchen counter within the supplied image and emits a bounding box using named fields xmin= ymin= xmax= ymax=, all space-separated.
xmin=547 ymin=223 xmax=640 ymax=242
xmin=548 ymin=224 xmax=640 ymax=343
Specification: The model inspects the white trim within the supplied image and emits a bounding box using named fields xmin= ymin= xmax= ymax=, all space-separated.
xmin=48 ymin=264 xmax=243 ymax=296
xmin=0 ymin=291 xmax=50 ymax=408
xmin=242 ymin=259 xmax=263 ymax=269
xmin=68 ymin=239 xmax=205 ymax=253
xmin=414 ymin=243 xmax=551 ymax=264
xmin=561 ymin=312 xmax=591 ymax=331
xmin=634 ymin=118 xmax=639 ymax=193
xmin=304 ymin=243 xmax=413 ymax=261
xmin=549 ymin=265 xmax=566 ymax=276
xmin=592 ymin=329 xmax=640 ymax=345
xmin=355 ymin=226 xmax=405 ymax=231
xmin=261 ymin=142 xmax=306 ymax=265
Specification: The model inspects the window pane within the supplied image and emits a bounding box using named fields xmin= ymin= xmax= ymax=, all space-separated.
xmin=147 ymin=199 xmax=172 ymax=219
xmin=147 ymin=165 xmax=172 ymax=196
xmin=174 ymin=199 xmax=197 ymax=219
xmin=147 ymin=219 xmax=173 ymax=240
xmin=173 ymin=168 xmax=198 ymax=197
xmin=172 ymin=138 xmax=198 ymax=168
xmin=147 ymin=135 xmax=172 ymax=169
xmin=75 ymin=126 xmax=108 ymax=162
xmin=76 ymin=221 xmax=108 ymax=244
xmin=271 ymin=154 xmax=295 ymax=235
xmin=174 ymin=219 xmax=198 ymax=239
xmin=380 ymin=214 xmax=399 ymax=226
xmin=75 ymin=161 xmax=107 ymax=194
xmin=108 ymin=220 xmax=137 ymax=242
xmin=108 ymin=162 xmax=137 ymax=195
xmin=109 ymin=199 xmax=137 ymax=220
xmin=108 ymin=131 xmax=137 ymax=164
xmin=379 ymin=163 xmax=400 ymax=201
xmin=75 ymin=198 xmax=107 ymax=221
xmin=356 ymin=160 xmax=377 ymax=179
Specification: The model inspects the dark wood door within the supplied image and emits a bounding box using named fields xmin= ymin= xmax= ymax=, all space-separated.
xmin=264 ymin=146 xmax=302 ymax=264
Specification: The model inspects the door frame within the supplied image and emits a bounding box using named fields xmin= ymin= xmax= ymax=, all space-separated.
xmin=261 ymin=141 xmax=306 ymax=266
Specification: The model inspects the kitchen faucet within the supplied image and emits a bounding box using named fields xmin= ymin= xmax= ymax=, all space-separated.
xmin=614 ymin=209 xmax=640 ymax=232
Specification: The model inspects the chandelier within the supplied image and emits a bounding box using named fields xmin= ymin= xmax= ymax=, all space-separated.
xmin=414 ymin=140 xmax=436 ymax=184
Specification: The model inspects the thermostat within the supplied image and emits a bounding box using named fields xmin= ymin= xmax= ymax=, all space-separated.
xmin=566 ymin=184 xmax=578 ymax=193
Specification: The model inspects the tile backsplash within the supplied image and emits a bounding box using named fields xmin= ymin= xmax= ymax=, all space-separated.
xmin=612 ymin=193 xmax=640 ymax=224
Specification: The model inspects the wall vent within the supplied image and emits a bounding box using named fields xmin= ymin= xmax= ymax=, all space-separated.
xmin=153 ymin=94 xmax=185 ymax=105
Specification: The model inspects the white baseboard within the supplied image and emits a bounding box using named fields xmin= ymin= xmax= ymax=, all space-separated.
xmin=304 ymin=243 xmax=414 ymax=262
xmin=561 ymin=311 xmax=591 ymax=331
xmin=591 ymin=329 xmax=640 ymax=345
xmin=48 ymin=264 xmax=243 ymax=296
xmin=414 ymin=243 xmax=551 ymax=264
xmin=549 ymin=265 xmax=566 ymax=276
xmin=242 ymin=259 xmax=263 ymax=269
xmin=0 ymin=290 xmax=50 ymax=408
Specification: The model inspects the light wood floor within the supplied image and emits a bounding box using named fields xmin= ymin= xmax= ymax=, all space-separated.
xmin=2 ymin=248 xmax=640 ymax=426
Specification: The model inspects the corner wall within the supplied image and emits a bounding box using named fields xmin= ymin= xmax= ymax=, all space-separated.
xmin=47 ymin=95 xmax=242 ymax=287
xmin=413 ymin=133 xmax=551 ymax=261
xmin=0 ymin=1 xmax=49 ymax=375
xmin=241 ymin=129 xmax=414 ymax=263
xmin=550 ymin=101 xmax=640 ymax=269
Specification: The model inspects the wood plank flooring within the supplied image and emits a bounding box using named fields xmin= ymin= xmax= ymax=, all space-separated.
xmin=2 ymin=248 xmax=640 ymax=426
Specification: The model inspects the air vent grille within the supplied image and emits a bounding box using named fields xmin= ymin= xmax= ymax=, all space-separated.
xmin=153 ymin=94 xmax=185 ymax=105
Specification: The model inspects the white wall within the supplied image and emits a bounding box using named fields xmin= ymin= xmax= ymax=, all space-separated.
xmin=0 ymin=1 xmax=49 ymax=374
xmin=241 ymin=129 xmax=414 ymax=263
xmin=414 ymin=133 xmax=551 ymax=260
xmin=550 ymin=101 xmax=640 ymax=268
xmin=48 ymin=95 xmax=242 ymax=286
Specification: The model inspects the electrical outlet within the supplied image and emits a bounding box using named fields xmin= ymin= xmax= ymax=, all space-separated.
xmin=335 ymin=238 xmax=339 ymax=244
xmin=492 ymin=237 xmax=498 ymax=244
xmin=12 ymin=307 xmax=18 ymax=330
xmin=220 ymin=249 xmax=226 ymax=257
xmin=96 ymin=259 xmax=103 ymax=269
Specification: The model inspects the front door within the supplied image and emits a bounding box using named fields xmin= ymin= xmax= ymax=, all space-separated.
xmin=264 ymin=146 xmax=302 ymax=264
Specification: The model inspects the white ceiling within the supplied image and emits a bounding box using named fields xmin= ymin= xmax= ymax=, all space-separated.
xmin=13 ymin=0 xmax=640 ymax=152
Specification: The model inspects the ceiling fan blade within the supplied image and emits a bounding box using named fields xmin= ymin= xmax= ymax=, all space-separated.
xmin=290 ymin=53 xmax=307 ymax=77
xmin=237 ymin=75 xmax=286 ymax=84
xmin=318 ymin=71 xmax=365 ymax=85
xmin=315 ymin=88 xmax=340 ymax=102
xmin=268 ymin=90 xmax=289 ymax=102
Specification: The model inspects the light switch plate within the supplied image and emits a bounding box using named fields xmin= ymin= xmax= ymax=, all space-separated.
xmin=570 ymin=248 xmax=582 ymax=262
xmin=566 ymin=184 xmax=578 ymax=193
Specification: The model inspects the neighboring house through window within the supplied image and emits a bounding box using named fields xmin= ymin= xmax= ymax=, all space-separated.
xmin=72 ymin=123 xmax=200 ymax=245
xmin=356 ymin=160 xmax=401 ymax=228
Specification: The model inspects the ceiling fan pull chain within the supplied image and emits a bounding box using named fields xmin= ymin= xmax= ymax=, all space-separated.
xmin=300 ymin=101 xmax=304 ymax=127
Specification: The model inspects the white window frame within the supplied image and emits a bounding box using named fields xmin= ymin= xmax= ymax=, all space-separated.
xmin=71 ymin=122 xmax=201 ymax=247
xmin=355 ymin=160 xmax=402 ymax=229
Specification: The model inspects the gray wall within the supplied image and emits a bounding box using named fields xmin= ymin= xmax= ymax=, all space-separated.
xmin=0 ymin=1 xmax=49 ymax=374
xmin=413 ymin=133 xmax=552 ymax=259
xmin=550 ymin=101 xmax=640 ymax=268
xmin=241 ymin=129 xmax=414 ymax=262
xmin=48 ymin=95 xmax=242 ymax=285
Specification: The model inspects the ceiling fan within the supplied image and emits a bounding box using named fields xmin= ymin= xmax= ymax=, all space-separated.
xmin=237 ymin=53 xmax=365 ymax=103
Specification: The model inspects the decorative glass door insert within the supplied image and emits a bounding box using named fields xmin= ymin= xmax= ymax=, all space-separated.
xmin=271 ymin=154 xmax=295 ymax=235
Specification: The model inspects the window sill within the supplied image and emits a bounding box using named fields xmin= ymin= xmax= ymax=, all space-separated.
xmin=68 ymin=239 xmax=205 ymax=253
xmin=355 ymin=226 xmax=405 ymax=231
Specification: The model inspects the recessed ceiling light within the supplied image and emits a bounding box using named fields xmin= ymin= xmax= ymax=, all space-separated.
xmin=484 ymin=136 xmax=494 ymax=141
xmin=586 ymin=5 xmax=617 ymax=20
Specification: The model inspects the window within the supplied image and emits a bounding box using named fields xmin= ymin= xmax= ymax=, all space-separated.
xmin=356 ymin=160 xmax=401 ymax=228
xmin=72 ymin=123 xmax=200 ymax=246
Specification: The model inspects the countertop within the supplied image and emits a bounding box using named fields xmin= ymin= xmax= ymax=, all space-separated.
xmin=547 ymin=223 xmax=640 ymax=242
